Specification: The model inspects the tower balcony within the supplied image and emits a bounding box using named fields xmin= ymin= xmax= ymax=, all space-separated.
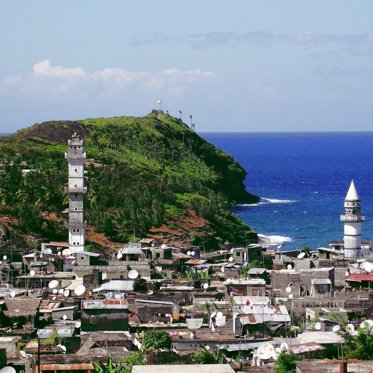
xmin=65 ymin=152 xmax=87 ymax=160
xmin=340 ymin=214 xmax=365 ymax=222
xmin=64 ymin=220 xmax=87 ymax=229
xmin=64 ymin=186 xmax=87 ymax=194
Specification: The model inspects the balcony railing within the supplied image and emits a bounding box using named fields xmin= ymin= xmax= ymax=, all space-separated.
xmin=64 ymin=220 xmax=87 ymax=229
xmin=64 ymin=186 xmax=87 ymax=194
xmin=65 ymin=152 xmax=87 ymax=160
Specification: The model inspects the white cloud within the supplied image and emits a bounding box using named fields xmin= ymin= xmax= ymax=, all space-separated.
xmin=33 ymin=60 xmax=86 ymax=78
xmin=0 ymin=60 xmax=216 ymax=99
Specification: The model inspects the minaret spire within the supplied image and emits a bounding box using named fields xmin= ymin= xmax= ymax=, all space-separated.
xmin=340 ymin=179 xmax=364 ymax=259
xmin=64 ymin=132 xmax=87 ymax=253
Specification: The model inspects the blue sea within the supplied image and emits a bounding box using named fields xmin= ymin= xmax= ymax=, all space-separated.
xmin=202 ymin=132 xmax=373 ymax=250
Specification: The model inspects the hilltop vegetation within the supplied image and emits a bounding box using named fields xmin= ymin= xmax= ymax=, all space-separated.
xmin=0 ymin=110 xmax=259 ymax=250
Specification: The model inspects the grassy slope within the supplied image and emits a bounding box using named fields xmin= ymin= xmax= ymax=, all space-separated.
xmin=0 ymin=111 xmax=259 ymax=250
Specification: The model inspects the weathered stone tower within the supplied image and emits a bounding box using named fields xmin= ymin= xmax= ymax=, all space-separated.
xmin=65 ymin=132 xmax=87 ymax=252
xmin=340 ymin=179 xmax=364 ymax=259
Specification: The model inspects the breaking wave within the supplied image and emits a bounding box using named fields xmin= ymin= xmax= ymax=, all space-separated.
xmin=258 ymin=234 xmax=292 ymax=249
xmin=237 ymin=197 xmax=296 ymax=207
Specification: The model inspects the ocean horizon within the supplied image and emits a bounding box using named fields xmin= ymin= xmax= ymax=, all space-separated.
xmin=202 ymin=131 xmax=373 ymax=250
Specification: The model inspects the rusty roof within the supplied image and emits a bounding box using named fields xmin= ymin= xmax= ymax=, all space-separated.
xmin=39 ymin=364 xmax=94 ymax=371
xmin=4 ymin=297 xmax=40 ymax=317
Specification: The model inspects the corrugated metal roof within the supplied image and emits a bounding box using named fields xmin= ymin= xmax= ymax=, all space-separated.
xmin=346 ymin=273 xmax=373 ymax=282
xmin=40 ymin=364 xmax=94 ymax=371
xmin=172 ymin=253 xmax=190 ymax=260
xmin=93 ymin=280 xmax=134 ymax=292
xmin=185 ymin=259 xmax=206 ymax=265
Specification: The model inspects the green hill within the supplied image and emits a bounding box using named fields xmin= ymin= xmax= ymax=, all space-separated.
xmin=0 ymin=110 xmax=259 ymax=250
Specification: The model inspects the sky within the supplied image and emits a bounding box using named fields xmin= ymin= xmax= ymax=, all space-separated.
xmin=1 ymin=1 xmax=373 ymax=132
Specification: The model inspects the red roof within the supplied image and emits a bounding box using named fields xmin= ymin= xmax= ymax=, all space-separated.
xmin=49 ymin=241 xmax=69 ymax=247
xmin=346 ymin=273 xmax=373 ymax=282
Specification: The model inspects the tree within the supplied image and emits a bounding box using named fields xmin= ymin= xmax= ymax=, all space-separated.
xmin=275 ymin=352 xmax=302 ymax=373
xmin=344 ymin=324 xmax=373 ymax=360
xmin=94 ymin=352 xmax=145 ymax=373
xmin=142 ymin=331 xmax=172 ymax=352
xmin=192 ymin=348 xmax=226 ymax=364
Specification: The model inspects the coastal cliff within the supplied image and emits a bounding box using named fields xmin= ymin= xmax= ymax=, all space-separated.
xmin=0 ymin=110 xmax=259 ymax=250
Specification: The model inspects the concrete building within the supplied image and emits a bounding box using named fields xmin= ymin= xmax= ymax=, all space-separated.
xmin=340 ymin=180 xmax=365 ymax=259
xmin=65 ymin=132 xmax=87 ymax=253
xmin=81 ymin=297 xmax=129 ymax=332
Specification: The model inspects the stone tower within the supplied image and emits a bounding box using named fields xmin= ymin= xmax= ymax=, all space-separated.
xmin=340 ymin=179 xmax=364 ymax=259
xmin=65 ymin=132 xmax=87 ymax=252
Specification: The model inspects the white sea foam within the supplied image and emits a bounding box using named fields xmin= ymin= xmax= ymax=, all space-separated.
xmin=237 ymin=198 xmax=296 ymax=208
xmin=258 ymin=234 xmax=292 ymax=249
xmin=261 ymin=198 xmax=296 ymax=204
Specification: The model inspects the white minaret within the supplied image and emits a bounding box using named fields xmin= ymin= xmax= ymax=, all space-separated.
xmin=340 ymin=180 xmax=364 ymax=259
xmin=65 ymin=132 xmax=87 ymax=252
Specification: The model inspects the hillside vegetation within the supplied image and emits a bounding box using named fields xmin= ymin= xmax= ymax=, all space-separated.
xmin=0 ymin=110 xmax=259 ymax=250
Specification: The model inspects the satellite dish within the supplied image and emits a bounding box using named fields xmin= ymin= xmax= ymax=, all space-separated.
xmin=229 ymin=256 xmax=234 ymax=262
xmin=161 ymin=244 xmax=167 ymax=250
xmin=215 ymin=315 xmax=226 ymax=327
xmin=333 ymin=325 xmax=341 ymax=332
xmin=287 ymin=264 xmax=292 ymax=270
xmin=360 ymin=319 xmax=373 ymax=329
xmin=257 ymin=344 xmax=274 ymax=360
xmin=205 ymin=345 xmax=210 ymax=351
xmin=10 ymin=291 xmax=16 ymax=298
xmin=288 ymin=294 xmax=293 ymax=299
xmin=128 ymin=269 xmax=139 ymax=279
xmin=58 ymin=289 xmax=64 ymax=294
xmin=280 ymin=342 xmax=288 ymax=352
xmin=30 ymin=270 xmax=36 ymax=277
xmin=19 ymin=350 xmax=27 ymax=358
xmin=44 ymin=248 xmax=52 ymax=254
xmin=203 ymin=283 xmax=209 ymax=289
xmin=62 ymin=314 xmax=68 ymax=320
xmin=216 ymin=311 xmax=223 ymax=318
xmin=63 ymin=289 xmax=69 ymax=297
xmin=297 ymin=252 xmax=305 ymax=259
xmin=52 ymin=289 xmax=58 ymax=295
xmin=62 ymin=249 xmax=71 ymax=256
xmin=346 ymin=324 xmax=355 ymax=334
xmin=74 ymin=284 xmax=86 ymax=296
xmin=0 ymin=367 xmax=16 ymax=373
xmin=147 ymin=290 xmax=154 ymax=295
xmin=186 ymin=318 xmax=203 ymax=330
xmin=220 ymin=266 xmax=225 ymax=273
xmin=2 ymin=255 xmax=7 ymax=261
xmin=187 ymin=251 xmax=191 ymax=256
xmin=57 ymin=344 xmax=66 ymax=353
xmin=48 ymin=280 xmax=59 ymax=289
xmin=314 ymin=322 xmax=322 ymax=331
xmin=191 ymin=251 xmax=195 ymax=256
xmin=117 ymin=252 xmax=123 ymax=259
xmin=285 ymin=286 xmax=292 ymax=294
xmin=75 ymin=321 xmax=81 ymax=328
xmin=52 ymin=296 xmax=56 ymax=301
